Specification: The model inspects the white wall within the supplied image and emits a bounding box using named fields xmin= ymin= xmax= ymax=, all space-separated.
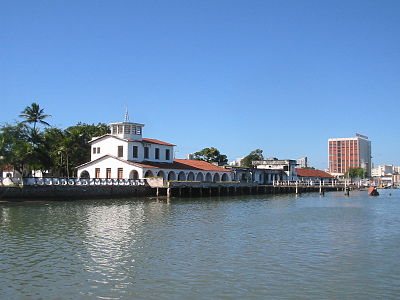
xmin=128 ymin=142 xmax=174 ymax=163
xmin=91 ymin=137 xmax=129 ymax=161
xmin=90 ymin=136 xmax=174 ymax=163
xmin=78 ymin=156 xmax=143 ymax=179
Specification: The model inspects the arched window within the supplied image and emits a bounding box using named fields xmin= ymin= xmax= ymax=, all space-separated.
xmin=167 ymin=171 xmax=176 ymax=181
xmin=187 ymin=172 xmax=195 ymax=181
xmin=157 ymin=170 xmax=166 ymax=179
xmin=196 ymin=173 xmax=204 ymax=181
xmin=178 ymin=171 xmax=186 ymax=181
xmin=80 ymin=171 xmax=90 ymax=179
xmin=221 ymin=173 xmax=229 ymax=182
xmin=213 ymin=173 xmax=220 ymax=182
xmin=205 ymin=173 xmax=212 ymax=182
xmin=129 ymin=170 xmax=139 ymax=179
xmin=144 ymin=170 xmax=154 ymax=178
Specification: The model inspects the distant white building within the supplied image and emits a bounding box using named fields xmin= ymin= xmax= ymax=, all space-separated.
xmin=296 ymin=157 xmax=308 ymax=168
xmin=76 ymin=116 xmax=232 ymax=181
xmin=371 ymin=165 xmax=394 ymax=177
xmin=252 ymin=158 xmax=298 ymax=183
xmin=229 ymin=157 xmax=244 ymax=166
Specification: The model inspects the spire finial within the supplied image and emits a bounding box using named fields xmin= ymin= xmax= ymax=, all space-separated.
xmin=124 ymin=106 xmax=130 ymax=122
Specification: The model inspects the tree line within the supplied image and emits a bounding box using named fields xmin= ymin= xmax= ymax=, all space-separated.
xmin=193 ymin=147 xmax=264 ymax=168
xmin=0 ymin=103 xmax=109 ymax=177
xmin=1 ymin=103 xmax=267 ymax=178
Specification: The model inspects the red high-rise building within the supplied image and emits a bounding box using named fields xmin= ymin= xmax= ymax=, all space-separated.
xmin=328 ymin=134 xmax=372 ymax=177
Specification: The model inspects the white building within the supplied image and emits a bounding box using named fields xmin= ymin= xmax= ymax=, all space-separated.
xmin=371 ymin=165 xmax=395 ymax=177
xmin=76 ymin=118 xmax=233 ymax=182
xmin=252 ymin=158 xmax=298 ymax=183
xmin=229 ymin=157 xmax=244 ymax=166
xmin=296 ymin=157 xmax=308 ymax=168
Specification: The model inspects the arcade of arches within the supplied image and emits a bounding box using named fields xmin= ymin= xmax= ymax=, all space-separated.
xmin=145 ymin=169 xmax=231 ymax=182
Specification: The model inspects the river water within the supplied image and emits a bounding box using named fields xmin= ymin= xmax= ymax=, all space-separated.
xmin=1 ymin=189 xmax=400 ymax=300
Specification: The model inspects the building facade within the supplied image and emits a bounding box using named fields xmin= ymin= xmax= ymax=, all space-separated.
xmin=328 ymin=134 xmax=372 ymax=177
xmin=371 ymin=165 xmax=394 ymax=177
xmin=76 ymin=118 xmax=232 ymax=181
xmin=296 ymin=157 xmax=308 ymax=168
xmin=252 ymin=158 xmax=298 ymax=183
xmin=296 ymin=168 xmax=334 ymax=184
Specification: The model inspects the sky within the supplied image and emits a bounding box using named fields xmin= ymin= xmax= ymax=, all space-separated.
xmin=1 ymin=0 xmax=399 ymax=169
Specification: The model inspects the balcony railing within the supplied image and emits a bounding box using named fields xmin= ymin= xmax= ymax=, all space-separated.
xmin=20 ymin=177 xmax=146 ymax=186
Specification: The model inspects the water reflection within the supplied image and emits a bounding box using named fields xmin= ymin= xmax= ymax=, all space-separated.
xmin=1 ymin=191 xmax=400 ymax=299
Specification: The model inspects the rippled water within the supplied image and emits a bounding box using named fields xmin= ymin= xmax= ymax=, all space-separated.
xmin=1 ymin=189 xmax=400 ymax=299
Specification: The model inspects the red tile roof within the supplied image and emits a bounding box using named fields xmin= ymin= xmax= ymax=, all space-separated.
xmin=89 ymin=134 xmax=175 ymax=146
xmin=134 ymin=159 xmax=231 ymax=172
xmin=76 ymin=155 xmax=231 ymax=172
xmin=295 ymin=168 xmax=334 ymax=178
xmin=140 ymin=138 xmax=175 ymax=146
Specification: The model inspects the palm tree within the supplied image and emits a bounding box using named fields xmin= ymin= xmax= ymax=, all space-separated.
xmin=19 ymin=102 xmax=51 ymax=130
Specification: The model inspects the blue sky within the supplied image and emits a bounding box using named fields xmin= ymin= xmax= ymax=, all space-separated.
xmin=1 ymin=0 xmax=399 ymax=169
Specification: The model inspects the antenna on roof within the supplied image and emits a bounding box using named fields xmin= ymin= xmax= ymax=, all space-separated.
xmin=124 ymin=105 xmax=130 ymax=122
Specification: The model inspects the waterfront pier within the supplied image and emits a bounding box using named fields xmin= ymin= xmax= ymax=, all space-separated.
xmin=0 ymin=176 xmax=355 ymax=201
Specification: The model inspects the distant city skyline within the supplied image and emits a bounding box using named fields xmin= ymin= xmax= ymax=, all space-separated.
xmin=2 ymin=0 xmax=400 ymax=169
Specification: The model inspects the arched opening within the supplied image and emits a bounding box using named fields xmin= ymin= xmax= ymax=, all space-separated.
xmin=167 ymin=171 xmax=176 ymax=181
xmin=187 ymin=172 xmax=195 ymax=181
xmin=80 ymin=170 xmax=90 ymax=179
xmin=178 ymin=171 xmax=186 ymax=181
xmin=144 ymin=170 xmax=154 ymax=178
xmin=205 ymin=173 xmax=212 ymax=182
xmin=221 ymin=173 xmax=229 ymax=182
xmin=129 ymin=170 xmax=139 ymax=180
xmin=196 ymin=173 xmax=204 ymax=181
xmin=157 ymin=170 xmax=165 ymax=180
xmin=213 ymin=173 xmax=220 ymax=182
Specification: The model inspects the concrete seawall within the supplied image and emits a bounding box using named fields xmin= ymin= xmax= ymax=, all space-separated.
xmin=0 ymin=182 xmax=349 ymax=201
xmin=0 ymin=185 xmax=155 ymax=201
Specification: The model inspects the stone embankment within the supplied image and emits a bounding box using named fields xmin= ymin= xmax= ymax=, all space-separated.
xmin=0 ymin=177 xmax=353 ymax=201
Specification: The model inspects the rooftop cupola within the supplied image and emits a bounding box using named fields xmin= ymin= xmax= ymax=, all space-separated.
xmin=109 ymin=109 xmax=144 ymax=141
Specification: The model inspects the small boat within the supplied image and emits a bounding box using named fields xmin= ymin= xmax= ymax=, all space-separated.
xmin=368 ymin=187 xmax=379 ymax=196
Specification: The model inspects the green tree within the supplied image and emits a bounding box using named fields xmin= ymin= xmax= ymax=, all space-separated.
xmin=193 ymin=147 xmax=228 ymax=165
xmin=241 ymin=149 xmax=264 ymax=167
xmin=0 ymin=123 xmax=33 ymax=176
xmin=56 ymin=123 xmax=109 ymax=177
xmin=19 ymin=102 xmax=51 ymax=130
xmin=345 ymin=167 xmax=366 ymax=179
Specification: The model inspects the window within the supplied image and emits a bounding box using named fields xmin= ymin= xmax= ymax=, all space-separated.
xmin=132 ymin=146 xmax=138 ymax=158
xmin=144 ymin=147 xmax=149 ymax=159
xmin=132 ymin=126 xmax=136 ymax=134
xmin=124 ymin=125 xmax=130 ymax=134
xmin=136 ymin=127 xmax=142 ymax=135
xmin=155 ymin=148 xmax=160 ymax=160
xmin=117 ymin=168 xmax=123 ymax=179
xmin=95 ymin=168 xmax=100 ymax=178
xmin=97 ymin=147 xmax=100 ymax=154
xmin=112 ymin=125 xmax=117 ymax=134
xmin=118 ymin=125 xmax=123 ymax=134
xmin=118 ymin=146 xmax=123 ymax=157
xmin=93 ymin=147 xmax=96 ymax=154
xmin=106 ymin=168 xmax=111 ymax=179
xmin=166 ymin=149 xmax=170 ymax=160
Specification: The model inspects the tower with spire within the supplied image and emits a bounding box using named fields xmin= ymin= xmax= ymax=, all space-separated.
xmin=109 ymin=109 xmax=144 ymax=141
